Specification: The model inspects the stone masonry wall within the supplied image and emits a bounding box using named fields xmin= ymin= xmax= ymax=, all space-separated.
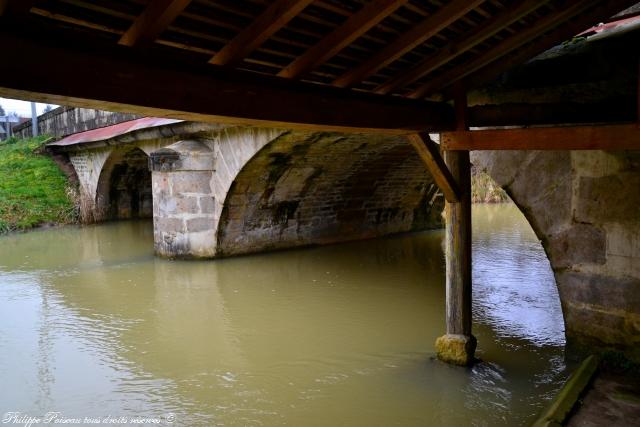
xmin=215 ymin=131 xmax=444 ymax=257
xmin=472 ymin=150 xmax=640 ymax=361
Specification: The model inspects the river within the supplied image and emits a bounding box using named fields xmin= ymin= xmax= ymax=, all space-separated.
xmin=0 ymin=204 xmax=569 ymax=426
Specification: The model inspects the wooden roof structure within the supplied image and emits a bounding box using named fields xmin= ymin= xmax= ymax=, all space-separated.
xmin=0 ymin=0 xmax=638 ymax=133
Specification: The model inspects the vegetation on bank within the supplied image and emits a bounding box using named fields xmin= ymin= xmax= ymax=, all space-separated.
xmin=0 ymin=136 xmax=77 ymax=233
xmin=471 ymin=166 xmax=510 ymax=203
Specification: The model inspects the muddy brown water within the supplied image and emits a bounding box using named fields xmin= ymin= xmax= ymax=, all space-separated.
xmin=0 ymin=204 xmax=569 ymax=426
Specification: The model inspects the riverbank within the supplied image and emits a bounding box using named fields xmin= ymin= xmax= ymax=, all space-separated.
xmin=472 ymin=165 xmax=510 ymax=203
xmin=0 ymin=136 xmax=77 ymax=234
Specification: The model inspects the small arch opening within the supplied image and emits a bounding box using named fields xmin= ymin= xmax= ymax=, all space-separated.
xmin=96 ymin=147 xmax=152 ymax=221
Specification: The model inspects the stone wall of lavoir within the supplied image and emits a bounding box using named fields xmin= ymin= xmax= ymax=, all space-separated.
xmin=473 ymin=149 xmax=640 ymax=361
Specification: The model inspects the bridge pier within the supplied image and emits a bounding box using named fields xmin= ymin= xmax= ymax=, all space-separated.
xmin=149 ymin=140 xmax=216 ymax=259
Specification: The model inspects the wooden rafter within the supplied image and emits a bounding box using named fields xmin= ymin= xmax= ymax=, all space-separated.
xmin=375 ymin=0 xmax=546 ymax=95
xmin=407 ymin=133 xmax=460 ymax=202
xmin=0 ymin=22 xmax=454 ymax=135
xmin=409 ymin=0 xmax=600 ymax=99
xmin=332 ymin=0 xmax=485 ymax=88
xmin=277 ymin=0 xmax=408 ymax=79
xmin=441 ymin=124 xmax=640 ymax=150
xmin=637 ymin=55 xmax=640 ymax=124
xmin=0 ymin=0 xmax=36 ymax=16
xmin=118 ymin=0 xmax=191 ymax=47
xmin=209 ymin=0 xmax=313 ymax=66
xmin=457 ymin=0 xmax=640 ymax=99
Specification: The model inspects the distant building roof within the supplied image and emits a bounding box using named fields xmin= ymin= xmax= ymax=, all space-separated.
xmin=48 ymin=117 xmax=182 ymax=147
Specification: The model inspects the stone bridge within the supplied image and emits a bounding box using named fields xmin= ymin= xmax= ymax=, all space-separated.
xmin=49 ymin=116 xmax=640 ymax=362
xmin=48 ymin=118 xmax=444 ymax=259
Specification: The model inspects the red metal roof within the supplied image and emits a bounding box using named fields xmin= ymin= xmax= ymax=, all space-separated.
xmin=579 ymin=14 xmax=640 ymax=36
xmin=48 ymin=117 xmax=182 ymax=147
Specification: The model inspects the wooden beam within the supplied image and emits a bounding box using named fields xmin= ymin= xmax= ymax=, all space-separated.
xmin=209 ymin=0 xmax=313 ymax=66
xmin=375 ymin=0 xmax=546 ymax=95
xmin=441 ymin=124 xmax=640 ymax=150
xmin=407 ymin=133 xmax=460 ymax=202
xmin=278 ymin=0 xmax=408 ymax=79
xmin=453 ymin=82 xmax=468 ymax=131
xmin=458 ymin=0 xmax=640 ymax=98
xmin=0 ymin=22 xmax=454 ymax=134
xmin=469 ymin=99 xmax=637 ymax=128
xmin=332 ymin=0 xmax=484 ymax=88
xmin=409 ymin=0 xmax=601 ymax=99
xmin=118 ymin=0 xmax=192 ymax=47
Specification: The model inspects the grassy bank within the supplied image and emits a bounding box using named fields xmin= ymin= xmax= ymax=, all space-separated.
xmin=0 ymin=136 xmax=76 ymax=233
xmin=471 ymin=166 xmax=510 ymax=203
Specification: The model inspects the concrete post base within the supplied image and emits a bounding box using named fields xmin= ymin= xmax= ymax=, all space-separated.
xmin=435 ymin=334 xmax=477 ymax=366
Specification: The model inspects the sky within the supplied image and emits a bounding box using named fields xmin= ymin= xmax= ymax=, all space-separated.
xmin=0 ymin=97 xmax=57 ymax=117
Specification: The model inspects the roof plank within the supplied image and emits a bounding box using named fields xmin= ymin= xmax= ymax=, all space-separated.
xmin=278 ymin=0 xmax=409 ymax=79
xmin=375 ymin=0 xmax=547 ymax=95
xmin=458 ymin=0 xmax=640 ymax=97
xmin=332 ymin=0 xmax=485 ymax=88
xmin=0 ymin=0 xmax=36 ymax=16
xmin=209 ymin=0 xmax=314 ymax=66
xmin=119 ymin=0 xmax=192 ymax=47
xmin=409 ymin=0 xmax=600 ymax=98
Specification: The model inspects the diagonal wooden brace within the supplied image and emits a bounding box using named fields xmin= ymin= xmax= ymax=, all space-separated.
xmin=407 ymin=132 xmax=460 ymax=203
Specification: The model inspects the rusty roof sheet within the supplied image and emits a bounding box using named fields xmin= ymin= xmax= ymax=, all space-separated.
xmin=48 ymin=117 xmax=182 ymax=147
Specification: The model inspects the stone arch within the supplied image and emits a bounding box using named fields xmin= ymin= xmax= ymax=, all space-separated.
xmin=95 ymin=147 xmax=152 ymax=221
xmin=215 ymin=131 xmax=444 ymax=257
xmin=472 ymin=150 xmax=640 ymax=361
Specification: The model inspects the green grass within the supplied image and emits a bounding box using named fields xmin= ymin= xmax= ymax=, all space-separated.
xmin=0 ymin=136 xmax=76 ymax=233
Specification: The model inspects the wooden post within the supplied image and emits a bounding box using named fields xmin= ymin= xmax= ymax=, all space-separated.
xmin=435 ymin=82 xmax=476 ymax=366
xmin=444 ymin=149 xmax=472 ymax=337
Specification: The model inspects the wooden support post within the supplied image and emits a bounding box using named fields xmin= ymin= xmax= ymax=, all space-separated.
xmin=435 ymin=84 xmax=476 ymax=366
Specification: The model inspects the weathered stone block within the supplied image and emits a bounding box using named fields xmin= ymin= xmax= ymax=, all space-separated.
xmin=574 ymin=174 xmax=640 ymax=224
xmin=435 ymin=334 xmax=477 ymax=366
xmin=170 ymin=172 xmax=212 ymax=195
xmin=509 ymin=151 xmax=572 ymax=203
xmin=155 ymin=217 xmax=184 ymax=233
xmin=199 ymin=196 xmax=215 ymax=214
xmin=150 ymin=140 xmax=214 ymax=172
xmin=186 ymin=217 xmax=214 ymax=232
xmin=557 ymin=271 xmax=640 ymax=315
xmin=470 ymin=150 xmax=532 ymax=187
xmin=547 ymin=224 xmax=606 ymax=269
xmin=563 ymin=302 xmax=640 ymax=348
xmin=175 ymin=196 xmax=199 ymax=214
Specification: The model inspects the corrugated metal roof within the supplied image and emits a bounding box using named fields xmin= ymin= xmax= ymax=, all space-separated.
xmin=48 ymin=117 xmax=182 ymax=147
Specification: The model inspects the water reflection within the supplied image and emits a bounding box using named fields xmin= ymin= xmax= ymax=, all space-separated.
xmin=0 ymin=206 xmax=567 ymax=426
